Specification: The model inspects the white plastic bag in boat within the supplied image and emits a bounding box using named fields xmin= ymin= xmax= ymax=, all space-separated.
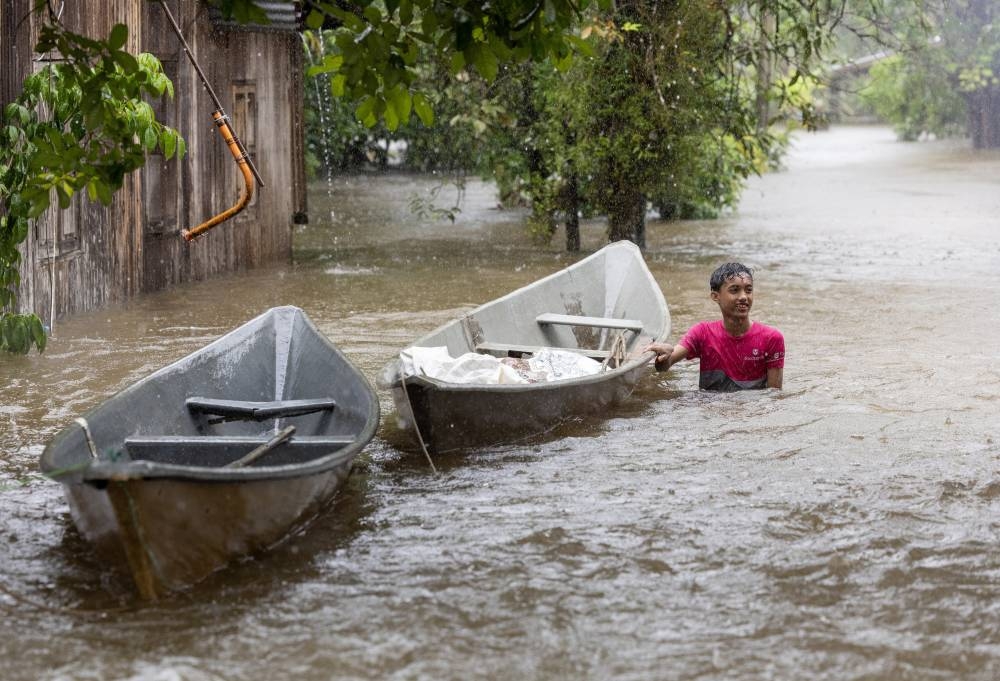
xmin=400 ymin=346 xmax=528 ymax=384
xmin=439 ymin=352 xmax=528 ymax=384
xmin=399 ymin=345 xmax=602 ymax=384
xmin=400 ymin=346 xmax=454 ymax=378
xmin=527 ymin=348 xmax=602 ymax=381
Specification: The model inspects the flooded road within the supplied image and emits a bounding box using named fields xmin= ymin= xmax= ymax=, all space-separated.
xmin=2 ymin=125 xmax=999 ymax=680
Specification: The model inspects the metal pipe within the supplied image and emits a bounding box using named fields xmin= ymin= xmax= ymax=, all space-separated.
xmin=156 ymin=0 xmax=265 ymax=188
xmin=181 ymin=111 xmax=255 ymax=241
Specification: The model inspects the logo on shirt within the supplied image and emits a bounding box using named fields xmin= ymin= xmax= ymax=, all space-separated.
xmin=744 ymin=348 xmax=779 ymax=362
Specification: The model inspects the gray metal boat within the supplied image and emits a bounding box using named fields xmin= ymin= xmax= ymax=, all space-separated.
xmin=39 ymin=306 xmax=379 ymax=600
xmin=379 ymin=241 xmax=670 ymax=453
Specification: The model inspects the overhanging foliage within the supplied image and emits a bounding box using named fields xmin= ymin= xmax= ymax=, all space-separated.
xmin=0 ymin=16 xmax=183 ymax=354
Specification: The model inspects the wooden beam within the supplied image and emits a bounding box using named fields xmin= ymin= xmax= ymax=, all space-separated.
xmin=536 ymin=313 xmax=643 ymax=331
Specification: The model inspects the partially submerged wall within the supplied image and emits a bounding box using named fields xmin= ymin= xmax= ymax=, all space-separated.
xmin=2 ymin=0 xmax=307 ymax=323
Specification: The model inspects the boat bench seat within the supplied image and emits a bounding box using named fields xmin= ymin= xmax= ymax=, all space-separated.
xmin=124 ymin=434 xmax=354 ymax=467
xmin=186 ymin=396 xmax=336 ymax=420
xmin=475 ymin=342 xmax=611 ymax=361
xmin=536 ymin=313 xmax=643 ymax=332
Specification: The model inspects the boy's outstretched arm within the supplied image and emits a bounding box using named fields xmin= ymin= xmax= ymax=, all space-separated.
xmin=644 ymin=342 xmax=688 ymax=372
xmin=767 ymin=367 xmax=783 ymax=389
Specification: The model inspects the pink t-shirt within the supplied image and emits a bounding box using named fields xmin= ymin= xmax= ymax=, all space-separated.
xmin=678 ymin=321 xmax=785 ymax=391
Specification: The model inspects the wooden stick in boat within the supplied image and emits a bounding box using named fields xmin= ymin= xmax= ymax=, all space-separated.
xmin=226 ymin=425 xmax=296 ymax=468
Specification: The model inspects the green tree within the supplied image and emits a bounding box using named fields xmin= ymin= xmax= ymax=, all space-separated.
xmin=2 ymin=0 xmax=592 ymax=353
xmin=458 ymin=0 xmax=861 ymax=248
xmin=862 ymin=52 xmax=966 ymax=140
xmin=300 ymin=0 xmax=606 ymax=131
xmin=952 ymin=0 xmax=1000 ymax=147
xmin=1 ymin=16 xmax=183 ymax=354
xmin=301 ymin=30 xmax=374 ymax=176
xmin=858 ymin=0 xmax=1000 ymax=147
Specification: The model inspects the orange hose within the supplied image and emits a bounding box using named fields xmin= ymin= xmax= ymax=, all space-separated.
xmin=181 ymin=110 xmax=255 ymax=241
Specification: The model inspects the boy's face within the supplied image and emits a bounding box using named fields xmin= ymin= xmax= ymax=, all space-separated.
xmin=711 ymin=274 xmax=753 ymax=320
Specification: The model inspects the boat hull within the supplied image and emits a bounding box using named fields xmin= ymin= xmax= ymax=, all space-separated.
xmin=40 ymin=306 xmax=378 ymax=599
xmin=380 ymin=241 xmax=670 ymax=453
xmin=389 ymin=359 xmax=649 ymax=453
xmin=63 ymin=462 xmax=353 ymax=598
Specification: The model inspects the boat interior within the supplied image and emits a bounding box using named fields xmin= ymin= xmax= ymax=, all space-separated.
xmin=41 ymin=307 xmax=377 ymax=476
xmin=418 ymin=244 xmax=668 ymax=365
xmin=123 ymin=396 xmax=355 ymax=468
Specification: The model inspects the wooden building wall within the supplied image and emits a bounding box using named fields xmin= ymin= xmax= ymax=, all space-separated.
xmin=2 ymin=0 xmax=307 ymax=324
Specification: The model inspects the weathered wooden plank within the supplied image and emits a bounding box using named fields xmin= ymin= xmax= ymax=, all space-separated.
xmin=186 ymin=396 xmax=338 ymax=419
xmin=536 ymin=313 xmax=644 ymax=331
xmin=11 ymin=0 xmax=301 ymax=322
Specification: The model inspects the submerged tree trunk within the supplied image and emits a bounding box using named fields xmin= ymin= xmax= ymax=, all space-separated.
xmin=606 ymin=189 xmax=646 ymax=246
xmin=967 ymin=88 xmax=1000 ymax=149
xmin=564 ymin=166 xmax=580 ymax=252
xmin=755 ymin=4 xmax=775 ymax=136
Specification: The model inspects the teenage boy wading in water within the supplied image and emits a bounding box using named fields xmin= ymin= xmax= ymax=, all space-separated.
xmin=645 ymin=263 xmax=784 ymax=390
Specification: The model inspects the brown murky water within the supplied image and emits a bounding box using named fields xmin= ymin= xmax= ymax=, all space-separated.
xmin=2 ymin=126 xmax=999 ymax=680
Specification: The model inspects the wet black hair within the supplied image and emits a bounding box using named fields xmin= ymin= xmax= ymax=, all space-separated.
xmin=710 ymin=262 xmax=753 ymax=291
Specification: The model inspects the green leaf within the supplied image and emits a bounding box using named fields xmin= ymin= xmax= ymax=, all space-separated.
xmin=324 ymin=53 xmax=344 ymax=71
xmin=384 ymin=103 xmax=399 ymax=131
xmin=29 ymin=315 xmax=46 ymax=353
xmin=330 ymin=74 xmax=347 ymax=97
xmin=387 ymin=86 xmax=412 ymax=125
xmin=142 ymin=127 xmax=157 ymax=150
xmin=413 ymin=93 xmax=434 ymax=126
xmin=11 ymin=217 xmax=28 ymax=243
xmin=305 ymin=10 xmax=324 ymax=30
xmin=10 ymin=321 xmax=27 ymax=354
xmin=565 ymin=35 xmax=593 ymax=57
xmin=355 ymin=96 xmax=377 ymax=127
xmin=95 ymin=181 xmax=113 ymax=205
xmin=469 ymin=44 xmax=499 ymax=82
xmin=113 ymin=50 xmax=139 ymax=73
xmin=162 ymin=130 xmax=177 ymax=159
xmin=57 ymin=181 xmax=73 ymax=208
xmin=421 ymin=10 xmax=438 ymax=35
xmin=109 ymin=24 xmax=128 ymax=50
xmin=399 ymin=0 xmax=413 ymax=25
xmin=26 ymin=191 xmax=50 ymax=219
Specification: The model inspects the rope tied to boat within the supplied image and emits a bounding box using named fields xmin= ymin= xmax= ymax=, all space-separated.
xmin=400 ymin=372 xmax=438 ymax=474
xmin=601 ymin=330 xmax=629 ymax=371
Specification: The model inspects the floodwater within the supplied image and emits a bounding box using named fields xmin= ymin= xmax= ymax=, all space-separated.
xmin=2 ymin=125 xmax=999 ymax=680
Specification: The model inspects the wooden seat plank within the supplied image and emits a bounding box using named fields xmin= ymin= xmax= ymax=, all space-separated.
xmin=186 ymin=397 xmax=336 ymax=419
xmin=536 ymin=313 xmax=643 ymax=331
xmin=124 ymin=434 xmax=356 ymax=466
xmin=126 ymin=435 xmax=355 ymax=447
